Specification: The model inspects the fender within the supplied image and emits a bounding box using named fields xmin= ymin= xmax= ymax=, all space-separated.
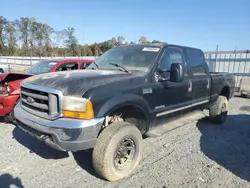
xmin=220 ymin=84 xmax=230 ymax=92
xmin=210 ymin=82 xmax=230 ymax=108
xmin=10 ymin=88 xmax=20 ymax=95
xmin=219 ymin=78 xmax=230 ymax=94
xmin=96 ymin=93 xmax=152 ymax=123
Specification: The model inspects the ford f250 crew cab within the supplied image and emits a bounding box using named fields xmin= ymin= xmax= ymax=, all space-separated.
xmin=14 ymin=43 xmax=235 ymax=181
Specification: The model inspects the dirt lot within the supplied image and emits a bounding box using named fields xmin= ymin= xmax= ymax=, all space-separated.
xmin=0 ymin=97 xmax=250 ymax=188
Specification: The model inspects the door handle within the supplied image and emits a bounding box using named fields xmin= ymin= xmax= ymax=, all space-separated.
xmin=188 ymin=81 xmax=192 ymax=92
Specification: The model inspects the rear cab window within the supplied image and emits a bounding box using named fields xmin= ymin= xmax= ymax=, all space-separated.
xmin=186 ymin=48 xmax=207 ymax=76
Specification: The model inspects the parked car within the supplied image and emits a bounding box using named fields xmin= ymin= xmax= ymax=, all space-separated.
xmin=0 ymin=58 xmax=93 ymax=122
xmin=0 ymin=64 xmax=12 ymax=73
xmin=14 ymin=44 xmax=235 ymax=181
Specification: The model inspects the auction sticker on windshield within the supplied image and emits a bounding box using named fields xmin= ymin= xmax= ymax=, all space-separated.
xmin=142 ymin=47 xmax=160 ymax=52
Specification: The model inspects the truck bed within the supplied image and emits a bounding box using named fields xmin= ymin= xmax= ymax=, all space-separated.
xmin=210 ymin=72 xmax=235 ymax=76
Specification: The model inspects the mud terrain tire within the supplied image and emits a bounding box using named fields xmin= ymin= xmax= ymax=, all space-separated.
xmin=209 ymin=96 xmax=228 ymax=124
xmin=92 ymin=122 xmax=142 ymax=181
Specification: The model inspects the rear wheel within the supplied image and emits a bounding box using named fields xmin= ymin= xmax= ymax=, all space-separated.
xmin=209 ymin=96 xmax=228 ymax=124
xmin=92 ymin=122 xmax=142 ymax=181
xmin=0 ymin=69 xmax=3 ymax=73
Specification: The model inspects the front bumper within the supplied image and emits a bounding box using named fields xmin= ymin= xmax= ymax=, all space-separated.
xmin=14 ymin=103 xmax=104 ymax=152
xmin=0 ymin=95 xmax=19 ymax=116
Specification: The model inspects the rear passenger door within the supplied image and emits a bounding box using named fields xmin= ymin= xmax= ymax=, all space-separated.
xmin=185 ymin=48 xmax=210 ymax=110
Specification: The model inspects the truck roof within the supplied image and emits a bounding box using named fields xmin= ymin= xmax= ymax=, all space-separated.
xmin=118 ymin=43 xmax=203 ymax=52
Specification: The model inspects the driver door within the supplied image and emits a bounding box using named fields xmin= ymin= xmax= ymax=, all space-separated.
xmin=153 ymin=47 xmax=193 ymax=120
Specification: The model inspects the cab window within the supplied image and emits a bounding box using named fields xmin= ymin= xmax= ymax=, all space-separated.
xmin=80 ymin=62 xmax=92 ymax=69
xmin=186 ymin=48 xmax=207 ymax=75
xmin=56 ymin=62 xmax=78 ymax=71
xmin=158 ymin=47 xmax=185 ymax=70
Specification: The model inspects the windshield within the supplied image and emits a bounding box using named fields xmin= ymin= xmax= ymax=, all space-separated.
xmin=26 ymin=61 xmax=57 ymax=75
xmin=87 ymin=45 xmax=160 ymax=73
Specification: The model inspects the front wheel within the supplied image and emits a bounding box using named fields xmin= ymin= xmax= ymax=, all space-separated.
xmin=92 ymin=122 xmax=142 ymax=181
xmin=209 ymin=96 xmax=228 ymax=124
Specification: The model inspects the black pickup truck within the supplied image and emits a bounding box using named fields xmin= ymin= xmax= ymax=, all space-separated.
xmin=14 ymin=43 xmax=235 ymax=181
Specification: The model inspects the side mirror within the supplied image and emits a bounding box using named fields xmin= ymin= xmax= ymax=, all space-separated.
xmin=170 ymin=63 xmax=184 ymax=82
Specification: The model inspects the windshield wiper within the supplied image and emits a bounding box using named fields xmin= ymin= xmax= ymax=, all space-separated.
xmin=109 ymin=63 xmax=130 ymax=73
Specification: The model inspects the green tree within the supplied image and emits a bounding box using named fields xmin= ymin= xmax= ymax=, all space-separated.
xmin=51 ymin=29 xmax=67 ymax=56
xmin=0 ymin=16 xmax=8 ymax=55
xmin=111 ymin=37 xmax=117 ymax=47
xmin=111 ymin=36 xmax=125 ymax=47
xmin=99 ymin=40 xmax=112 ymax=54
xmin=139 ymin=36 xmax=149 ymax=44
xmin=29 ymin=18 xmax=38 ymax=50
xmin=82 ymin=45 xmax=93 ymax=56
xmin=64 ymin=27 xmax=78 ymax=56
xmin=93 ymin=43 xmax=100 ymax=56
xmin=5 ymin=21 xmax=18 ymax=55
xmin=18 ymin=17 xmax=32 ymax=55
xmin=116 ymin=36 xmax=125 ymax=46
xmin=34 ymin=23 xmax=53 ymax=56
xmin=43 ymin=24 xmax=53 ymax=56
xmin=151 ymin=40 xmax=161 ymax=43
xmin=0 ymin=16 xmax=165 ymax=57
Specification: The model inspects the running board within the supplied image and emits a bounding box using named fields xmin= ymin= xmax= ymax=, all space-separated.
xmin=146 ymin=111 xmax=205 ymax=137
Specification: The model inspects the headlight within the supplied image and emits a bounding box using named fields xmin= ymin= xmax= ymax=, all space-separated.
xmin=62 ymin=96 xmax=94 ymax=119
xmin=5 ymin=83 xmax=10 ymax=93
xmin=0 ymin=83 xmax=10 ymax=96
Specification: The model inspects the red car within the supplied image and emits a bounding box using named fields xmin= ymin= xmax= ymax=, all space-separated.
xmin=0 ymin=58 xmax=93 ymax=122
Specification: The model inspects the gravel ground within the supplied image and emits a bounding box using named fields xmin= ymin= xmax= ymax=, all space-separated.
xmin=1 ymin=97 xmax=250 ymax=188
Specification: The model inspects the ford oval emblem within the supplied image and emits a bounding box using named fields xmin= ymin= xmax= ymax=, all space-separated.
xmin=27 ymin=96 xmax=35 ymax=103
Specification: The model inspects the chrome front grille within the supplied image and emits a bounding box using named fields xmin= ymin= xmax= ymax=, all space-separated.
xmin=20 ymin=83 xmax=62 ymax=120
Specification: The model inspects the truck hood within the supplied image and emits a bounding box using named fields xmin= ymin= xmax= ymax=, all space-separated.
xmin=23 ymin=69 xmax=137 ymax=96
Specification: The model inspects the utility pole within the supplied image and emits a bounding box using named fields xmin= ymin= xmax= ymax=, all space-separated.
xmin=215 ymin=45 xmax=219 ymax=63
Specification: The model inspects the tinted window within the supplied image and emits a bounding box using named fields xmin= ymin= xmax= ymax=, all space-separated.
xmin=186 ymin=48 xmax=206 ymax=75
xmin=56 ymin=63 xmax=78 ymax=71
xmin=158 ymin=47 xmax=185 ymax=70
xmin=186 ymin=49 xmax=205 ymax=67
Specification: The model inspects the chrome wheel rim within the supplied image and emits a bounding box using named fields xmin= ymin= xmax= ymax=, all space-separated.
xmin=114 ymin=137 xmax=136 ymax=170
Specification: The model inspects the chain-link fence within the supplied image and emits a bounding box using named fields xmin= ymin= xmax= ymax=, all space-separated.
xmin=205 ymin=50 xmax=250 ymax=89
